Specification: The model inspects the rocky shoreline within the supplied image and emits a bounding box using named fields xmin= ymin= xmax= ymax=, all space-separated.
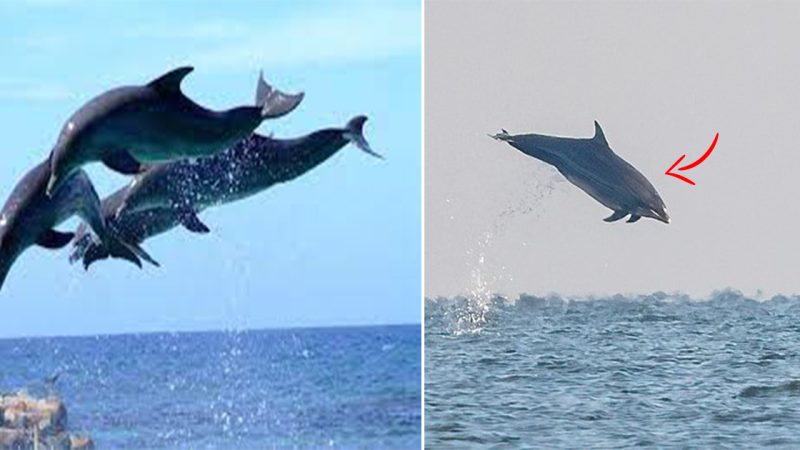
xmin=0 ymin=394 xmax=93 ymax=450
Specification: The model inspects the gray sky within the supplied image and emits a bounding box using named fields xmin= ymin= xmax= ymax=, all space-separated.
xmin=425 ymin=0 xmax=800 ymax=299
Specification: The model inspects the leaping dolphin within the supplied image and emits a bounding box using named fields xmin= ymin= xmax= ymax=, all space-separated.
xmin=70 ymin=116 xmax=380 ymax=268
xmin=0 ymin=159 xmax=139 ymax=291
xmin=489 ymin=122 xmax=669 ymax=224
xmin=46 ymin=66 xmax=304 ymax=196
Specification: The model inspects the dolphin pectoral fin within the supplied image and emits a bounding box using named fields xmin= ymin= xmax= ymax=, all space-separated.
xmin=180 ymin=210 xmax=210 ymax=234
xmin=104 ymin=237 xmax=143 ymax=269
xmin=36 ymin=229 xmax=75 ymax=249
xmin=627 ymin=214 xmax=642 ymax=223
xmin=101 ymin=151 xmax=143 ymax=175
xmin=127 ymin=242 xmax=160 ymax=267
xmin=603 ymin=210 xmax=628 ymax=223
xmin=148 ymin=66 xmax=193 ymax=95
xmin=255 ymin=71 xmax=304 ymax=119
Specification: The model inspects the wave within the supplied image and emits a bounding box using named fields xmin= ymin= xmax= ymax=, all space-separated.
xmin=425 ymin=289 xmax=800 ymax=335
xmin=427 ymin=288 xmax=800 ymax=307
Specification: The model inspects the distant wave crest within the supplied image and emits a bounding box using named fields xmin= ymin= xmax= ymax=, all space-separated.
xmin=426 ymin=289 xmax=800 ymax=335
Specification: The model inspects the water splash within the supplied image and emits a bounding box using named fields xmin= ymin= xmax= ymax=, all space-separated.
xmin=451 ymin=170 xmax=560 ymax=335
xmin=496 ymin=166 xmax=562 ymax=221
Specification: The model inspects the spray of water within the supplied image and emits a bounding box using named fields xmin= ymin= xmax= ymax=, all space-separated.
xmin=448 ymin=169 xmax=562 ymax=335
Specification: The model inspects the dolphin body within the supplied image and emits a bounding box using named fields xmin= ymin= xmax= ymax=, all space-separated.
xmin=70 ymin=116 xmax=380 ymax=268
xmin=0 ymin=160 xmax=139 ymax=291
xmin=489 ymin=122 xmax=669 ymax=224
xmin=46 ymin=66 xmax=304 ymax=196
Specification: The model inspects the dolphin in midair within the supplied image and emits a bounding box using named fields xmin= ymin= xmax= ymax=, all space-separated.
xmin=69 ymin=116 xmax=380 ymax=268
xmin=0 ymin=159 xmax=139 ymax=291
xmin=489 ymin=122 xmax=669 ymax=224
xmin=46 ymin=66 xmax=304 ymax=196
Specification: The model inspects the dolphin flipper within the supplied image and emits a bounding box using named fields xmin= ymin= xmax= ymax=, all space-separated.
xmin=102 ymin=150 xmax=143 ymax=175
xmin=603 ymin=210 xmax=628 ymax=222
xmin=627 ymin=214 xmax=642 ymax=223
xmin=255 ymin=71 xmax=305 ymax=119
xmin=126 ymin=241 xmax=160 ymax=267
xmin=179 ymin=210 xmax=210 ymax=234
xmin=36 ymin=230 xmax=75 ymax=249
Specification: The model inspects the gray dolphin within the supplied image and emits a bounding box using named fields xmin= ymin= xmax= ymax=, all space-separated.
xmin=46 ymin=66 xmax=304 ymax=196
xmin=0 ymin=159 xmax=139 ymax=291
xmin=489 ymin=122 xmax=669 ymax=224
xmin=70 ymin=115 xmax=379 ymax=268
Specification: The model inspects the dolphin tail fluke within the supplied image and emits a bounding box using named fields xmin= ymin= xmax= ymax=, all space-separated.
xmin=488 ymin=129 xmax=513 ymax=142
xmin=80 ymin=243 xmax=110 ymax=271
xmin=125 ymin=241 xmax=160 ymax=267
xmin=344 ymin=115 xmax=383 ymax=159
xmin=99 ymin=234 xmax=143 ymax=270
xmin=67 ymin=225 xmax=112 ymax=269
xmin=79 ymin=236 xmax=159 ymax=271
xmin=68 ymin=225 xmax=92 ymax=265
xmin=255 ymin=71 xmax=305 ymax=119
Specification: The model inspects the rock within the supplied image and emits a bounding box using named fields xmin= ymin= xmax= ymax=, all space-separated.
xmin=0 ymin=393 xmax=89 ymax=450
xmin=70 ymin=435 xmax=95 ymax=450
xmin=0 ymin=427 xmax=27 ymax=449
xmin=0 ymin=395 xmax=67 ymax=436
xmin=43 ymin=431 xmax=70 ymax=450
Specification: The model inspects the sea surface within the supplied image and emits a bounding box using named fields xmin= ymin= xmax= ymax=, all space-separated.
xmin=426 ymin=291 xmax=800 ymax=448
xmin=0 ymin=324 xmax=421 ymax=449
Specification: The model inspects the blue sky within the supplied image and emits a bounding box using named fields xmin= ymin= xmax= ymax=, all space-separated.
xmin=0 ymin=0 xmax=421 ymax=337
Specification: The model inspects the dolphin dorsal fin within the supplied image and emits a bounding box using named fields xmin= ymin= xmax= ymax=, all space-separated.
xmin=148 ymin=66 xmax=194 ymax=95
xmin=593 ymin=121 xmax=608 ymax=145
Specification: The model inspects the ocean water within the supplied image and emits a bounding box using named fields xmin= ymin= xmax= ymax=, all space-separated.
xmin=0 ymin=324 xmax=421 ymax=449
xmin=426 ymin=291 xmax=800 ymax=448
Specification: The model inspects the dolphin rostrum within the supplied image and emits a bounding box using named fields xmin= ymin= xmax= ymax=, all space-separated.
xmin=70 ymin=116 xmax=380 ymax=268
xmin=46 ymin=66 xmax=304 ymax=196
xmin=0 ymin=160 xmax=139 ymax=291
xmin=489 ymin=122 xmax=669 ymax=224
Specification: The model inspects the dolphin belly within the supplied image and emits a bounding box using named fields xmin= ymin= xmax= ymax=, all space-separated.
xmin=559 ymin=168 xmax=627 ymax=212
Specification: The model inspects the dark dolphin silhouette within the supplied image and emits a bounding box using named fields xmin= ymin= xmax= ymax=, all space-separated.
xmin=70 ymin=116 xmax=379 ymax=268
xmin=0 ymin=160 xmax=139 ymax=291
xmin=489 ymin=122 xmax=669 ymax=224
xmin=46 ymin=66 xmax=304 ymax=196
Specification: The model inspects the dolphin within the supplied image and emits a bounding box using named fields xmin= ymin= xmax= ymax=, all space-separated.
xmin=489 ymin=122 xmax=669 ymax=224
xmin=70 ymin=115 xmax=380 ymax=268
xmin=0 ymin=159 xmax=140 ymax=291
xmin=46 ymin=66 xmax=304 ymax=196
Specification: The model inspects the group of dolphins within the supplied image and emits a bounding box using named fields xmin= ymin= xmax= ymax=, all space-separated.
xmin=0 ymin=66 xmax=379 ymax=291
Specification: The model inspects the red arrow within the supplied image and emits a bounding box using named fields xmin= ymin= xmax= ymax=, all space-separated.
xmin=665 ymin=132 xmax=719 ymax=186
